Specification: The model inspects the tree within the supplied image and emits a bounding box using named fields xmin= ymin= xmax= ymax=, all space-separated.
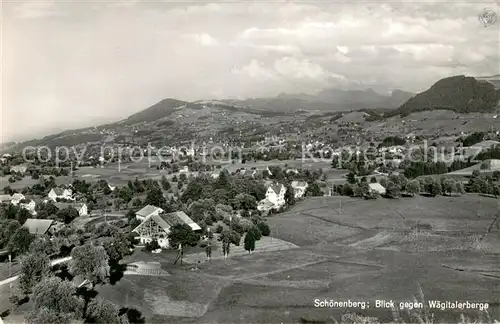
xmin=284 ymin=185 xmax=295 ymax=206
xmin=56 ymin=206 xmax=79 ymax=224
xmin=180 ymin=181 xmax=203 ymax=202
xmin=7 ymin=227 xmax=34 ymax=255
xmin=405 ymin=179 xmax=421 ymax=197
xmin=215 ymin=170 xmax=231 ymax=190
xmin=189 ymin=199 xmax=216 ymax=224
xmin=370 ymin=176 xmax=377 ymax=183
xmin=104 ymin=232 xmax=133 ymax=264
xmin=341 ymin=183 xmax=354 ymax=196
xmin=168 ymin=224 xmax=201 ymax=248
xmin=305 ymin=182 xmax=322 ymax=197
xmin=385 ymin=181 xmax=401 ymax=198
xmin=87 ymin=298 xmax=121 ymax=324
xmin=248 ymin=225 xmax=262 ymax=241
xmin=28 ymin=236 xmax=56 ymax=256
xmin=70 ymin=243 xmax=110 ymax=289
xmin=27 ymin=277 xmax=83 ymax=324
xmin=144 ymin=186 xmax=166 ymax=208
xmin=347 ymin=172 xmax=357 ymax=184
xmin=219 ymin=229 xmax=240 ymax=259
xmin=118 ymin=187 xmax=133 ymax=203
xmin=19 ymin=253 xmax=50 ymax=295
xmin=160 ymin=175 xmax=171 ymax=190
xmin=144 ymin=239 xmax=160 ymax=252
xmin=27 ymin=306 xmax=75 ymax=324
xmin=232 ymin=193 xmax=257 ymax=211
xmin=244 ymin=231 xmax=256 ymax=254
xmin=256 ymin=222 xmax=270 ymax=236
xmin=428 ymin=179 xmax=442 ymax=197
xmin=492 ymin=184 xmax=500 ymax=198
xmin=442 ymin=178 xmax=457 ymax=196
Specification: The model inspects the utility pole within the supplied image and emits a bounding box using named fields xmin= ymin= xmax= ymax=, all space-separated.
xmin=8 ymin=253 xmax=12 ymax=292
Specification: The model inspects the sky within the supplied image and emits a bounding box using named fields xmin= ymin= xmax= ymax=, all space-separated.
xmin=1 ymin=0 xmax=499 ymax=142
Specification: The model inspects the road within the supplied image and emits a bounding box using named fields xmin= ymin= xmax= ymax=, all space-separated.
xmin=0 ymin=256 xmax=72 ymax=287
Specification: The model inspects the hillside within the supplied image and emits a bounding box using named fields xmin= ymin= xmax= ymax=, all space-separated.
xmin=275 ymin=88 xmax=414 ymax=110
xmin=476 ymin=74 xmax=500 ymax=89
xmin=123 ymin=98 xmax=203 ymax=124
xmin=387 ymin=75 xmax=500 ymax=118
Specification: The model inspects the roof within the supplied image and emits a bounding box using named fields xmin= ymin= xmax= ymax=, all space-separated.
xmin=269 ymin=183 xmax=284 ymax=195
xmin=55 ymin=202 xmax=85 ymax=210
xmin=73 ymin=203 xmax=86 ymax=209
xmin=51 ymin=188 xmax=65 ymax=195
xmin=11 ymin=193 xmax=25 ymax=200
xmin=472 ymin=140 xmax=499 ymax=149
xmin=10 ymin=164 xmax=27 ymax=172
xmin=165 ymin=211 xmax=201 ymax=231
xmin=134 ymin=210 xmax=201 ymax=232
xmin=136 ymin=204 xmax=164 ymax=217
xmin=258 ymin=198 xmax=275 ymax=208
xmin=23 ymin=219 xmax=54 ymax=235
xmin=291 ymin=181 xmax=308 ymax=188
xmin=368 ymin=183 xmax=386 ymax=194
xmin=0 ymin=195 xmax=12 ymax=202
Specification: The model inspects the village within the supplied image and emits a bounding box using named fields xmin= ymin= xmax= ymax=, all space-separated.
xmin=0 ymin=129 xmax=499 ymax=323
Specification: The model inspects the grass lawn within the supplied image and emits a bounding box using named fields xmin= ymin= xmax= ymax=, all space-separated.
xmin=300 ymin=195 xmax=498 ymax=233
xmin=97 ymin=270 xmax=226 ymax=319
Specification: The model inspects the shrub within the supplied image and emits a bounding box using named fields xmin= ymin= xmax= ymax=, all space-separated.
xmin=215 ymin=224 xmax=223 ymax=233
xmin=256 ymin=222 xmax=270 ymax=236
xmin=144 ymin=239 xmax=160 ymax=252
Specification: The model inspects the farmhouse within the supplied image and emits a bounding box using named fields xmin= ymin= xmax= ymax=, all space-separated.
xmin=23 ymin=219 xmax=54 ymax=235
xmin=132 ymin=211 xmax=201 ymax=248
xmin=48 ymin=187 xmax=73 ymax=202
xmin=20 ymin=199 xmax=37 ymax=216
xmin=369 ymin=183 xmax=386 ymax=195
xmin=10 ymin=193 xmax=26 ymax=205
xmin=10 ymin=164 xmax=28 ymax=174
xmin=55 ymin=202 xmax=88 ymax=216
xmin=258 ymin=183 xmax=286 ymax=210
xmin=136 ymin=204 xmax=164 ymax=221
xmin=291 ymin=181 xmax=308 ymax=198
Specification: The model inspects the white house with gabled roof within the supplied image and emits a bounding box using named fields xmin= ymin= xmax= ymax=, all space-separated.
xmin=291 ymin=181 xmax=308 ymax=199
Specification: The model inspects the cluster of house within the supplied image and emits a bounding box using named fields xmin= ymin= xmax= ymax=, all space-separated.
xmin=0 ymin=186 xmax=90 ymax=236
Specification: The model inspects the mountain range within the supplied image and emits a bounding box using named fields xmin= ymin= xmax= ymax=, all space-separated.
xmin=4 ymin=74 xmax=500 ymax=149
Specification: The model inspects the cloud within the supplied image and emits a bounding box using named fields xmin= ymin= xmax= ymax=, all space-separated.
xmin=232 ymin=59 xmax=276 ymax=80
xmin=182 ymin=33 xmax=220 ymax=46
xmin=233 ymin=57 xmax=347 ymax=88
xmin=12 ymin=1 xmax=63 ymax=19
